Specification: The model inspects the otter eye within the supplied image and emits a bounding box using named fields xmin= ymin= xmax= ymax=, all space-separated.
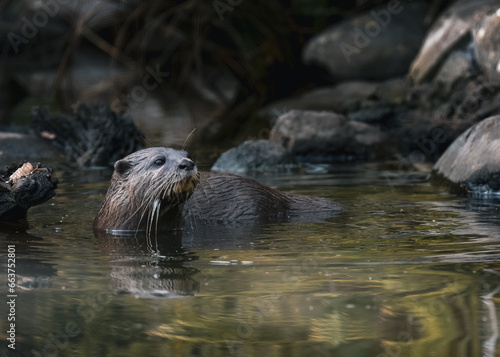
xmin=154 ymin=158 xmax=166 ymax=166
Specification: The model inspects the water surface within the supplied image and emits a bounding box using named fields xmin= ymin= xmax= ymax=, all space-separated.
xmin=1 ymin=163 xmax=499 ymax=357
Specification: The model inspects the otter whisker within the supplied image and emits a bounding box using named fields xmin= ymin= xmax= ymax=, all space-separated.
xmin=147 ymin=197 xmax=162 ymax=249
xmin=145 ymin=196 xmax=160 ymax=238
xmin=145 ymin=187 xmax=165 ymax=237
xmin=134 ymin=184 xmax=165 ymax=234
xmin=136 ymin=187 xmax=166 ymax=237
xmin=145 ymin=208 xmax=153 ymax=252
xmin=117 ymin=179 xmax=162 ymax=230
xmin=129 ymin=194 xmax=156 ymax=234
xmin=154 ymin=198 xmax=161 ymax=242
xmin=145 ymin=198 xmax=160 ymax=240
xmin=121 ymin=199 xmax=151 ymax=230
xmin=161 ymin=180 xmax=176 ymax=200
xmin=182 ymin=128 xmax=196 ymax=151
xmin=145 ymin=208 xmax=152 ymax=238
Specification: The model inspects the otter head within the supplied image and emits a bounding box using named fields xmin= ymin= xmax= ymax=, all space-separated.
xmin=94 ymin=147 xmax=199 ymax=234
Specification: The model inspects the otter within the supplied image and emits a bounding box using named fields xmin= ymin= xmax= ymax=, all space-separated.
xmin=93 ymin=147 xmax=199 ymax=234
xmin=94 ymin=147 xmax=338 ymax=234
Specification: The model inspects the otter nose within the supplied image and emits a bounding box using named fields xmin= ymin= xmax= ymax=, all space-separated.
xmin=178 ymin=158 xmax=195 ymax=171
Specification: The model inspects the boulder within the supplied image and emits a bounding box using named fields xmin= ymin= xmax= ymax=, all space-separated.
xmin=434 ymin=50 xmax=475 ymax=86
xmin=211 ymin=140 xmax=297 ymax=174
xmin=374 ymin=78 xmax=410 ymax=105
xmin=432 ymin=116 xmax=500 ymax=194
xmin=270 ymin=110 xmax=385 ymax=162
xmin=254 ymin=81 xmax=378 ymax=121
xmin=347 ymin=103 xmax=395 ymax=123
xmin=303 ymin=1 xmax=428 ymax=81
xmin=255 ymin=79 xmax=410 ymax=126
xmin=410 ymin=0 xmax=500 ymax=84
xmin=473 ymin=8 xmax=500 ymax=82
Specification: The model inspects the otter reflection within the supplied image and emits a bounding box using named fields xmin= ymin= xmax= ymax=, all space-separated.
xmin=95 ymin=230 xmax=200 ymax=298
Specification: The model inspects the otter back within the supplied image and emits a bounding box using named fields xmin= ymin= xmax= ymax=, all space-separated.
xmin=183 ymin=172 xmax=339 ymax=224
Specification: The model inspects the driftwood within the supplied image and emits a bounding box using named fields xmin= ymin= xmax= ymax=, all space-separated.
xmin=0 ymin=162 xmax=57 ymax=226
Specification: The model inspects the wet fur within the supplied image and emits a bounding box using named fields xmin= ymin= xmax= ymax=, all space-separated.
xmin=95 ymin=147 xmax=338 ymax=235
xmin=94 ymin=148 xmax=199 ymax=234
xmin=183 ymin=172 xmax=338 ymax=227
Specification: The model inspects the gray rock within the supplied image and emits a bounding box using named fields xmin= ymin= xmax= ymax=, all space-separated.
xmin=473 ymin=9 xmax=500 ymax=82
xmin=432 ymin=115 xmax=500 ymax=193
xmin=270 ymin=110 xmax=385 ymax=162
xmin=303 ymin=1 xmax=428 ymax=81
xmin=434 ymin=49 xmax=475 ymax=86
xmin=374 ymin=78 xmax=410 ymax=105
xmin=350 ymin=121 xmax=385 ymax=146
xmin=211 ymin=140 xmax=297 ymax=174
xmin=254 ymin=81 xmax=378 ymax=122
xmin=345 ymin=78 xmax=411 ymax=123
xmin=410 ymin=0 xmax=499 ymax=83
xmin=347 ymin=103 xmax=394 ymax=123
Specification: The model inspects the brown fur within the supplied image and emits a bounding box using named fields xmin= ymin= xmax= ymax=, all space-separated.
xmin=93 ymin=148 xmax=199 ymax=233
xmin=94 ymin=148 xmax=339 ymax=234
xmin=183 ymin=172 xmax=338 ymax=225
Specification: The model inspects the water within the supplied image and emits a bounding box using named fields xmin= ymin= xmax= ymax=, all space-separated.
xmin=1 ymin=163 xmax=499 ymax=357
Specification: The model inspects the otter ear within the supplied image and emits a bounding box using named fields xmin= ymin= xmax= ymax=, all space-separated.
xmin=114 ymin=159 xmax=131 ymax=176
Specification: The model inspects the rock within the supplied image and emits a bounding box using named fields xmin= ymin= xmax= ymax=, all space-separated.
xmin=434 ymin=49 xmax=475 ymax=86
xmin=0 ymin=132 xmax=62 ymax=162
xmin=347 ymin=103 xmax=394 ymax=123
xmin=410 ymin=0 xmax=499 ymax=84
xmin=270 ymin=110 xmax=385 ymax=162
xmin=432 ymin=116 xmax=500 ymax=194
xmin=350 ymin=121 xmax=385 ymax=146
xmin=211 ymin=140 xmax=297 ymax=174
xmin=255 ymin=79 xmax=411 ymax=125
xmin=254 ymin=81 xmax=379 ymax=122
xmin=303 ymin=1 xmax=428 ymax=81
xmin=473 ymin=8 xmax=500 ymax=82
xmin=345 ymin=79 xmax=413 ymax=124
xmin=374 ymin=78 xmax=410 ymax=105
